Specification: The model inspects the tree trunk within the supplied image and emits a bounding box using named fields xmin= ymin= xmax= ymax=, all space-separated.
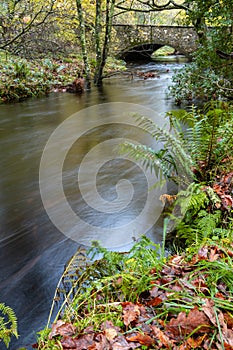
xmin=94 ymin=0 xmax=115 ymax=86
xmin=94 ymin=0 xmax=102 ymax=85
xmin=76 ymin=0 xmax=91 ymax=88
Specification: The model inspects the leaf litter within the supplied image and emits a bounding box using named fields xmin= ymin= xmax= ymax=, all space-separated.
xmin=36 ymin=240 xmax=233 ymax=349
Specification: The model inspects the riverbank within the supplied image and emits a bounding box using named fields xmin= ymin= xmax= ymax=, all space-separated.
xmin=0 ymin=52 xmax=126 ymax=103
xmin=35 ymin=236 xmax=233 ymax=350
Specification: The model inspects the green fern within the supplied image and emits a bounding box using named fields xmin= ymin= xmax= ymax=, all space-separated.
xmin=0 ymin=303 xmax=18 ymax=348
xmin=172 ymin=183 xmax=224 ymax=245
xmin=120 ymin=102 xmax=233 ymax=247
xmin=196 ymin=210 xmax=222 ymax=238
xmin=120 ymin=113 xmax=194 ymax=187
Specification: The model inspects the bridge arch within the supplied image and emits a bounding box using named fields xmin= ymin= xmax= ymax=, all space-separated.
xmin=119 ymin=43 xmax=176 ymax=61
xmin=112 ymin=25 xmax=198 ymax=61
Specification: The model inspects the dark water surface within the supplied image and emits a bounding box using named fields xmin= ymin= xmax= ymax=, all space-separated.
xmin=0 ymin=62 xmax=182 ymax=349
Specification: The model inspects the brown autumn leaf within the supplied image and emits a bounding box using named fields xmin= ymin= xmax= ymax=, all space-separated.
xmin=191 ymin=278 xmax=208 ymax=293
xmin=105 ymin=328 xmax=118 ymax=341
xmin=49 ymin=320 xmax=76 ymax=339
xmin=213 ymin=183 xmax=224 ymax=196
xmin=223 ymin=329 xmax=233 ymax=347
xmin=209 ymin=248 xmax=220 ymax=262
xmin=147 ymin=296 xmax=163 ymax=307
xmin=73 ymin=332 xmax=96 ymax=349
xmin=202 ymin=299 xmax=217 ymax=326
xmin=101 ymin=320 xmax=121 ymax=333
xmin=221 ymin=195 xmax=233 ymax=209
xmin=226 ymin=248 xmax=233 ymax=258
xmin=186 ymin=334 xmax=207 ymax=349
xmin=215 ymin=292 xmax=225 ymax=300
xmin=92 ymin=333 xmax=109 ymax=349
xmin=151 ymin=325 xmax=174 ymax=348
xmin=122 ymin=302 xmax=140 ymax=326
xmin=126 ymin=332 xmax=154 ymax=346
xmin=221 ymin=172 xmax=233 ymax=184
xmin=165 ymin=306 xmax=212 ymax=339
xmin=112 ymin=335 xmax=139 ymax=350
xmin=169 ymin=255 xmax=184 ymax=265
xmin=224 ymin=313 xmax=233 ymax=329
xmin=60 ymin=336 xmax=77 ymax=349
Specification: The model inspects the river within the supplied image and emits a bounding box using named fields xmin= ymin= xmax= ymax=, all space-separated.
xmin=0 ymin=61 xmax=182 ymax=349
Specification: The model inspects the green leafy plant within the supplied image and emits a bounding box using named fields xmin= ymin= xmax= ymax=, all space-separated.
xmin=121 ymin=102 xmax=233 ymax=248
xmin=13 ymin=60 xmax=30 ymax=79
xmin=0 ymin=303 xmax=18 ymax=348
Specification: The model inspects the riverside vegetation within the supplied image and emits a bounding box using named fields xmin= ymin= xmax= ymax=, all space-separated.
xmin=0 ymin=52 xmax=126 ymax=103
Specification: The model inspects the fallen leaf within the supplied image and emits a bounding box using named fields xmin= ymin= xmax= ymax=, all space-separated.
xmin=112 ymin=335 xmax=139 ymax=349
xmin=60 ymin=336 xmax=76 ymax=348
xmin=74 ymin=332 xmax=95 ymax=349
xmin=105 ymin=328 xmax=118 ymax=341
xmin=224 ymin=313 xmax=233 ymax=329
xmin=151 ymin=325 xmax=174 ymax=348
xmin=147 ymin=296 xmax=163 ymax=307
xmin=202 ymin=299 xmax=217 ymax=326
xmin=93 ymin=333 xmax=109 ymax=349
xmin=122 ymin=302 xmax=140 ymax=326
xmin=49 ymin=320 xmax=76 ymax=339
xmin=221 ymin=195 xmax=233 ymax=209
xmin=215 ymin=292 xmax=225 ymax=300
xmin=213 ymin=183 xmax=224 ymax=196
xmin=149 ymin=286 xmax=159 ymax=297
xmin=126 ymin=332 xmax=154 ymax=346
xmin=186 ymin=334 xmax=207 ymax=348
xmin=209 ymin=248 xmax=220 ymax=262
xmin=220 ymin=329 xmax=233 ymax=349
xmin=170 ymin=255 xmax=184 ymax=265
xmin=165 ymin=306 xmax=212 ymax=339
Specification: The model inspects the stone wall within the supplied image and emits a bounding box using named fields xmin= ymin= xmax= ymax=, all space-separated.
xmin=111 ymin=25 xmax=198 ymax=59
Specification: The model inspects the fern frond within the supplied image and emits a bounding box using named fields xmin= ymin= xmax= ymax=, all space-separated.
xmin=119 ymin=142 xmax=175 ymax=181
xmin=176 ymin=183 xmax=209 ymax=217
xmin=0 ymin=303 xmax=18 ymax=348
xmin=129 ymin=114 xmax=195 ymax=184
xmin=196 ymin=210 xmax=221 ymax=238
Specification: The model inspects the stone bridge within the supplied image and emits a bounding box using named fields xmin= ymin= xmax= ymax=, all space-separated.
xmin=111 ymin=24 xmax=198 ymax=61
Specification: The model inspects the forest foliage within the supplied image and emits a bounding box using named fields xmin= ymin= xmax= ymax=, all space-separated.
xmin=0 ymin=0 xmax=232 ymax=93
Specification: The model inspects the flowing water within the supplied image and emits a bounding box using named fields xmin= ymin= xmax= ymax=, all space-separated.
xmin=0 ymin=61 xmax=183 ymax=349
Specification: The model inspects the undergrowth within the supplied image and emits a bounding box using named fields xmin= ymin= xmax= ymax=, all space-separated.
xmin=37 ymin=235 xmax=233 ymax=349
xmin=0 ymin=51 xmax=126 ymax=103
xmin=121 ymin=101 xmax=233 ymax=248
